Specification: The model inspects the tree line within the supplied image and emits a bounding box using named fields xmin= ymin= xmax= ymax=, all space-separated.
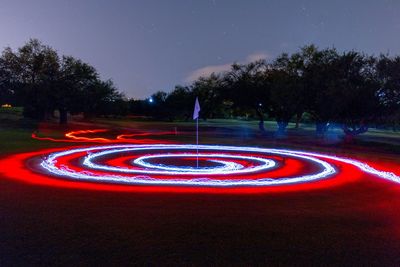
xmin=132 ymin=45 xmax=400 ymax=137
xmin=0 ymin=39 xmax=126 ymax=124
xmin=1 ymin=40 xmax=400 ymax=137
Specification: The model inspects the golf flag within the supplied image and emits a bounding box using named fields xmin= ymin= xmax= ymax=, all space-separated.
xmin=193 ymin=97 xmax=201 ymax=120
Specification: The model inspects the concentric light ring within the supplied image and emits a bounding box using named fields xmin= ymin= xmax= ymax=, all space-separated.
xmin=40 ymin=144 xmax=339 ymax=186
xmin=85 ymin=150 xmax=277 ymax=175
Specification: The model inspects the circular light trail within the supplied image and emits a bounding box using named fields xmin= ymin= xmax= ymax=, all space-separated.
xmin=84 ymin=149 xmax=277 ymax=175
xmin=1 ymin=128 xmax=399 ymax=193
xmin=36 ymin=144 xmax=400 ymax=187
xmin=133 ymin=153 xmax=246 ymax=173
xmin=39 ymin=144 xmax=337 ymax=186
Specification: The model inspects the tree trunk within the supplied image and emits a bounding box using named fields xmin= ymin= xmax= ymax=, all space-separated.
xmin=59 ymin=107 xmax=68 ymax=124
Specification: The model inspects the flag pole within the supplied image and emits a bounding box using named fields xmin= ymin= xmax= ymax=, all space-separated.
xmin=193 ymin=97 xmax=200 ymax=168
xmin=196 ymin=116 xmax=199 ymax=168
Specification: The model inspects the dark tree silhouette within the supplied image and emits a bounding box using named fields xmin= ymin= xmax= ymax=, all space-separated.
xmin=335 ymin=52 xmax=380 ymax=139
xmin=0 ymin=55 xmax=17 ymax=105
xmin=0 ymin=39 xmax=122 ymax=124
xmin=268 ymin=53 xmax=303 ymax=135
xmin=57 ymin=56 xmax=98 ymax=123
xmin=191 ymin=74 xmax=225 ymax=120
xmin=377 ymin=55 xmax=400 ymax=130
xmin=3 ymin=39 xmax=400 ymax=139
xmin=298 ymin=46 xmax=342 ymax=135
xmin=223 ymin=60 xmax=269 ymax=131
xmin=2 ymin=39 xmax=59 ymax=120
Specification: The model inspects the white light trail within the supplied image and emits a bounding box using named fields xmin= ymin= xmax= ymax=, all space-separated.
xmin=39 ymin=144 xmax=400 ymax=187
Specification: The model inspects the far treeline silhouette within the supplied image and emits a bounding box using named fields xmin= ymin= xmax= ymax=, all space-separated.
xmin=0 ymin=39 xmax=126 ymax=124
xmin=1 ymin=39 xmax=400 ymax=137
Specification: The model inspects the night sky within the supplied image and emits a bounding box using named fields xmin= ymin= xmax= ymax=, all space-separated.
xmin=0 ymin=0 xmax=399 ymax=98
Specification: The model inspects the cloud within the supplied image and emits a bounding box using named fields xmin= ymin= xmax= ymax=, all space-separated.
xmin=185 ymin=63 xmax=232 ymax=82
xmin=245 ymin=52 xmax=270 ymax=62
xmin=185 ymin=52 xmax=269 ymax=82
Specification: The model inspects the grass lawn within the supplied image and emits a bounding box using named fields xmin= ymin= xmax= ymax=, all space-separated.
xmin=0 ymin=116 xmax=400 ymax=266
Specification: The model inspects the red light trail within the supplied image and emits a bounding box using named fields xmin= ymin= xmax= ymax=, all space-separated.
xmin=32 ymin=129 xmax=174 ymax=144
xmin=1 ymin=129 xmax=399 ymax=194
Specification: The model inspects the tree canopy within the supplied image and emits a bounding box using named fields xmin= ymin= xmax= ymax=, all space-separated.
xmin=0 ymin=39 xmax=126 ymax=124
xmin=128 ymin=45 xmax=400 ymax=137
xmin=2 ymin=40 xmax=400 ymax=137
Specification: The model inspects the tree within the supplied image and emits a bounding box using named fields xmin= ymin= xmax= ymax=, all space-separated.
xmin=0 ymin=39 xmax=124 ymax=124
xmin=2 ymin=39 xmax=60 ymax=120
xmin=191 ymin=73 xmax=225 ymax=120
xmin=334 ymin=52 xmax=380 ymax=138
xmin=165 ymin=85 xmax=193 ymax=120
xmin=268 ymin=53 xmax=304 ymax=135
xmin=299 ymin=45 xmax=342 ymax=135
xmin=297 ymin=47 xmax=379 ymax=138
xmin=57 ymin=56 xmax=98 ymax=123
xmin=79 ymin=79 xmax=125 ymax=118
xmin=376 ymin=55 xmax=400 ymax=130
xmin=146 ymin=91 xmax=168 ymax=119
xmin=128 ymin=98 xmax=147 ymax=116
xmin=0 ymin=55 xmax=17 ymax=105
xmin=223 ymin=60 xmax=269 ymax=131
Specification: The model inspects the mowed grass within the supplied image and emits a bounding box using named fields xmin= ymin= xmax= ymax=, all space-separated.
xmin=0 ymin=128 xmax=71 ymax=155
xmin=1 ymin=106 xmax=399 ymax=152
xmin=1 ymin=113 xmax=400 ymax=156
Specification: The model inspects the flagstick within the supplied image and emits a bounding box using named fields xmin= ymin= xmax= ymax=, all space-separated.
xmin=193 ymin=97 xmax=200 ymax=169
xmin=196 ymin=116 xmax=199 ymax=168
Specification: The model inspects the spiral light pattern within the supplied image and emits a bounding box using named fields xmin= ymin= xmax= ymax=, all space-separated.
xmin=37 ymin=144 xmax=400 ymax=187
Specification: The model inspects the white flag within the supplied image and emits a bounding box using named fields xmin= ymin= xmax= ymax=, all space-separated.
xmin=193 ymin=97 xmax=201 ymax=120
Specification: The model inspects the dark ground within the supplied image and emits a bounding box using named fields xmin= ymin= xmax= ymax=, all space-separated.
xmin=1 ymin=177 xmax=400 ymax=266
xmin=1 ymin=120 xmax=400 ymax=266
